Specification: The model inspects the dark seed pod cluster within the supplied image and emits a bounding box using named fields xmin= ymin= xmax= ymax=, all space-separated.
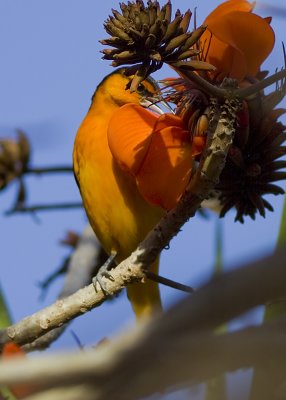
xmin=216 ymin=84 xmax=286 ymax=223
xmin=162 ymin=74 xmax=286 ymax=222
xmin=101 ymin=0 xmax=213 ymax=91
xmin=0 ymin=131 xmax=30 ymax=191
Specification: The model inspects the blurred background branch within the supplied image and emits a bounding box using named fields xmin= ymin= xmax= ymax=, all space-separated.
xmin=1 ymin=248 xmax=286 ymax=399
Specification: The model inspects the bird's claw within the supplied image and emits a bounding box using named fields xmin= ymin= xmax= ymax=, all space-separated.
xmin=93 ymin=253 xmax=117 ymax=296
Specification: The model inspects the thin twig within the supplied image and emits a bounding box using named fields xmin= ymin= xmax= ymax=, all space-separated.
xmin=174 ymin=66 xmax=226 ymax=98
xmin=24 ymin=166 xmax=73 ymax=175
xmin=145 ymin=271 xmax=195 ymax=294
xmin=5 ymin=202 xmax=83 ymax=216
xmin=176 ymin=68 xmax=286 ymax=100
xmin=236 ymin=69 xmax=286 ymax=99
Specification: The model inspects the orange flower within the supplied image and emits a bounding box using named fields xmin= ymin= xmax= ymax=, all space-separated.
xmin=2 ymin=343 xmax=32 ymax=399
xmin=201 ymin=0 xmax=275 ymax=81
xmin=108 ymin=104 xmax=205 ymax=210
xmin=107 ymin=1 xmax=275 ymax=211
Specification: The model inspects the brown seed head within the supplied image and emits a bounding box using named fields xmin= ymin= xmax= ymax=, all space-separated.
xmin=216 ymin=82 xmax=286 ymax=222
xmin=101 ymin=0 xmax=213 ymax=90
xmin=0 ymin=132 xmax=30 ymax=191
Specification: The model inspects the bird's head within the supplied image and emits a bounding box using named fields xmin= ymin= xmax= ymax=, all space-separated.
xmin=93 ymin=68 xmax=163 ymax=113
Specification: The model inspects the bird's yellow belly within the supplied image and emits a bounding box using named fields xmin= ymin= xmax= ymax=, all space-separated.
xmin=74 ymin=115 xmax=163 ymax=262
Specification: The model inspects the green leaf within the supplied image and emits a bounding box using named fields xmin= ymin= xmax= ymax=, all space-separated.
xmin=0 ymin=286 xmax=12 ymax=328
xmin=0 ymin=386 xmax=17 ymax=400
xmin=0 ymin=287 xmax=16 ymax=400
xmin=276 ymin=194 xmax=286 ymax=247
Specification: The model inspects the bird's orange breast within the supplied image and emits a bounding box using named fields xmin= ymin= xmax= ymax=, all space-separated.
xmin=73 ymin=93 xmax=163 ymax=261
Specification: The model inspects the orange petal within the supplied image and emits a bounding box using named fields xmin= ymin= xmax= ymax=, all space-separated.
xmin=204 ymin=0 xmax=254 ymax=24
xmin=201 ymin=29 xmax=243 ymax=79
xmin=136 ymin=126 xmax=193 ymax=210
xmin=2 ymin=343 xmax=32 ymax=399
xmin=192 ymin=136 xmax=206 ymax=156
xmin=201 ymin=0 xmax=274 ymax=80
xmin=264 ymin=16 xmax=272 ymax=24
xmin=2 ymin=342 xmax=25 ymax=357
xmin=206 ymin=11 xmax=275 ymax=79
xmin=108 ymin=103 xmax=157 ymax=175
xmin=153 ymin=113 xmax=184 ymax=131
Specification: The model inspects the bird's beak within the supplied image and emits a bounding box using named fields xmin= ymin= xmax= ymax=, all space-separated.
xmin=140 ymin=94 xmax=175 ymax=115
xmin=140 ymin=98 xmax=164 ymax=115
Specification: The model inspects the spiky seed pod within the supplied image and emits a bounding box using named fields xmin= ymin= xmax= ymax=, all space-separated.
xmin=0 ymin=131 xmax=30 ymax=191
xmin=160 ymin=73 xmax=286 ymax=222
xmin=216 ymin=86 xmax=286 ymax=223
xmin=101 ymin=0 xmax=213 ymax=90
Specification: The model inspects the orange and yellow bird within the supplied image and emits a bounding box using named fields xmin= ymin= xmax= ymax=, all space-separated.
xmin=73 ymin=69 xmax=165 ymax=318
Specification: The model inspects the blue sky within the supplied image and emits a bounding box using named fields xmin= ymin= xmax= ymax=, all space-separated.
xmin=0 ymin=0 xmax=285 ymax=352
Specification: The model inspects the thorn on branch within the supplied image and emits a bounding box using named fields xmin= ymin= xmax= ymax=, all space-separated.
xmin=145 ymin=270 xmax=195 ymax=294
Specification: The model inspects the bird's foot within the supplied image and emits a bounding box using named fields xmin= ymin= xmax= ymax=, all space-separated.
xmin=93 ymin=252 xmax=117 ymax=296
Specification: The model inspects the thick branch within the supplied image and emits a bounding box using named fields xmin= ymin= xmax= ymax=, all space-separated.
xmin=0 ymin=253 xmax=146 ymax=346
xmin=0 ymin=96 xmax=239 ymax=347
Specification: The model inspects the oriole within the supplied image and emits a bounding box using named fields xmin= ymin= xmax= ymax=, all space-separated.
xmin=73 ymin=69 xmax=164 ymax=318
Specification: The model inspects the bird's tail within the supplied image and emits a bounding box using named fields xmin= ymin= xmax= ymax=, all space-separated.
xmin=126 ymin=257 xmax=161 ymax=319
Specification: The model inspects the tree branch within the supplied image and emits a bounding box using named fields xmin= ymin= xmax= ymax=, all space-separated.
xmin=5 ymin=202 xmax=82 ymax=216
xmin=24 ymin=166 xmax=73 ymax=175
xmin=145 ymin=271 xmax=195 ymax=294
xmin=23 ymin=226 xmax=106 ymax=352
xmin=175 ymin=68 xmax=286 ymax=100
xmin=1 ymin=248 xmax=286 ymax=400
xmin=0 ymin=93 xmax=240 ymax=347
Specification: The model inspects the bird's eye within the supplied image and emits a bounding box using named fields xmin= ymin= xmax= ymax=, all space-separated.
xmin=137 ymin=84 xmax=145 ymax=94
